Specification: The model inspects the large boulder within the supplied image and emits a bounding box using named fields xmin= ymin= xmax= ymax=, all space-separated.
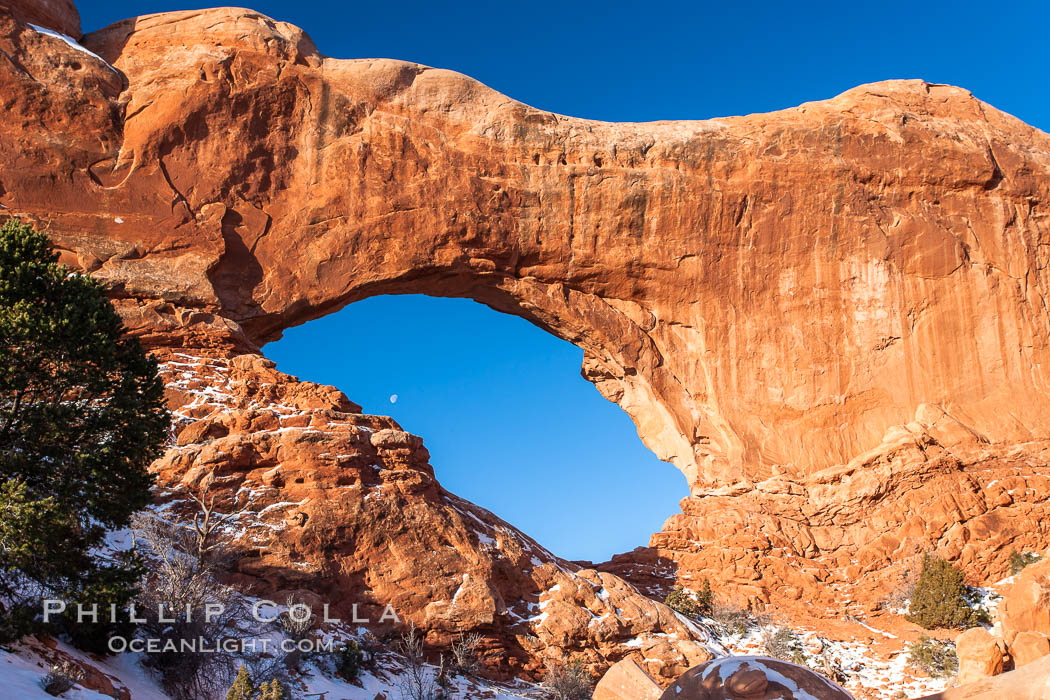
xmin=1012 ymin=631 xmax=1050 ymax=669
xmin=955 ymin=627 xmax=1006 ymax=685
xmin=921 ymin=654 xmax=1050 ymax=700
xmin=658 ymin=656 xmax=854 ymax=700
xmin=1000 ymin=559 xmax=1050 ymax=644
xmin=593 ymin=657 xmax=663 ymax=700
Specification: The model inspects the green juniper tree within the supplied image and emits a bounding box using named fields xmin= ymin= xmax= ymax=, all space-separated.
xmin=0 ymin=219 xmax=168 ymax=646
xmin=906 ymin=554 xmax=988 ymax=629
xmin=664 ymin=580 xmax=714 ymax=619
xmin=226 ymin=668 xmax=288 ymax=700
xmin=225 ymin=666 xmax=256 ymax=700
xmin=257 ymin=679 xmax=287 ymax=700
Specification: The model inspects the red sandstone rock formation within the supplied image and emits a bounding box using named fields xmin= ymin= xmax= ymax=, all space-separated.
xmin=9 ymin=0 xmax=1050 ymax=487
xmin=955 ymin=627 xmax=1006 ymax=685
xmin=150 ymin=349 xmax=717 ymax=680
xmin=951 ymin=558 xmax=1050 ymax=686
xmin=0 ymin=0 xmax=78 ymax=37
xmin=1000 ymin=558 xmax=1050 ymax=644
xmin=920 ymin=654 xmax=1050 ymax=700
xmin=593 ymin=657 xmax=663 ymax=700
xmin=4 ymin=0 xmax=1050 ymax=683
xmin=658 ymin=656 xmax=855 ymax=700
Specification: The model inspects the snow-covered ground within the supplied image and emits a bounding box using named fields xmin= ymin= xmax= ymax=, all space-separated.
xmin=1 ymin=640 xmax=167 ymax=700
xmin=2 ymin=633 xmax=546 ymax=700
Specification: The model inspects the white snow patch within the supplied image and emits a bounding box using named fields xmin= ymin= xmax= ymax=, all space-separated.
xmin=28 ymin=24 xmax=116 ymax=72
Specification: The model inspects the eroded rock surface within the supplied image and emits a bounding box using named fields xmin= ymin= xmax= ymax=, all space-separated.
xmin=658 ymin=656 xmax=855 ymax=700
xmin=1000 ymin=558 xmax=1050 ymax=643
xmin=4 ymin=2 xmax=1050 ymax=490
xmin=594 ymin=657 xmax=663 ymax=700
xmin=151 ymin=350 xmax=720 ymax=679
xmin=4 ymin=0 xmax=1050 ymax=679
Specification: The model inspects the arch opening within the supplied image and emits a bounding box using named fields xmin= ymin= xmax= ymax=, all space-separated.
xmin=264 ymin=293 xmax=687 ymax=562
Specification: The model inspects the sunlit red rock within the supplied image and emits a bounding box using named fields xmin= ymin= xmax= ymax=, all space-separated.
xmin=1011 ymin=631 xmax=1050 ymax=669
xmin=6 ymin=3 xmax=1050 ymax=493
xmin=1000 ymin=558 xmax=1050 ymax=644
xmin=955 ymin=628 xmax=1005 ymax=685
xmin=593 ymin=657 xmax=663 ymax=700
xmin=149 ymin=349 xmax=721 ymax=680
xmin=4 ymin=0 xmax=1050 ymax=685
xmin=920 ymin=654 xmax=1050 ymax=700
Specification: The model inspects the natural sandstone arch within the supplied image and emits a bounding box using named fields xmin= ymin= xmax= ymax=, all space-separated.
xmin=5 ymin=5 xmax=1050 ymax=496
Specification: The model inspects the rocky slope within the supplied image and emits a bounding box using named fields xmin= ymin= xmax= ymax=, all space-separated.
xmin=3 ymin=0 xmax=1050 ymax=692
xmin=149 ymin=348 xmax=717 ymax=681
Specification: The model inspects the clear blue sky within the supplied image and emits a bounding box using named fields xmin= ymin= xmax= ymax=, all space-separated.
xmin=78 ymin=1 xmax=1050 ymax=561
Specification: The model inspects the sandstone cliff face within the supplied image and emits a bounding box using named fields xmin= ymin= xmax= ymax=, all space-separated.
xmin=7 ymin=2 xmax=1050 ymax=490
xmin=150 ymin=349 xmax=718 ymax=681
xmin=4 ymin=0 xmax=1050 ymax=682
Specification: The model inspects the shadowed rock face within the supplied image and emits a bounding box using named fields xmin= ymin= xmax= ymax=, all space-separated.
xmin=5 ymin=0 xmax=1050 ymax=652
xmin=0 ymin=0 xmax=78 ymax=37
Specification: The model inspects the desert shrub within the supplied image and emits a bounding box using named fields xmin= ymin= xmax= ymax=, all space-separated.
xmin=226 ymin=666 xmax=288 ymax=700
xmin=64 ymin=552 xmax=145 ymax=653
xmin=696 ymin=579 xmax=714 ymax=616
xmin=1009 ymin=550 xmax=1042 ymax=576
xmin=394 ymin=625 xmax=447 ymax=700
xmin=906 ymin=555 xmax=987 ymax=629
xmin=665 ymin=580 xmax=713 ymax=618
xmin=541 ymin=660 xmax=592 ymax=700
xmin=0 ymin=480 xmax=87 ymax=641
xmin=877 ymin=581 xmax=915 ymax=613
xmin=226 ymin=666 xmax=256 ymax=700
xmin=337 ymin=640 xmax=366 ymax=681
xmin=814 ymin=649 xmax=848 ymax=684
xmin=763 ymin=627 xmax=808 ymax=665
xmin=450 ymin=632 xmax=483 ymax=676
xmin=907 ymin=635 xmax=958 ymax=678
xmin=278 ymin=594 xmax=314 ymax=641
xmin=41 ymin=661 xmax=84 ymax=695
xmin=132 ymin=505 xmax=249 ymax=700
xmin=664 ymin=585 xmax=700 ymax=617
xmin=710 ymin=602 xmax=754 ymax=636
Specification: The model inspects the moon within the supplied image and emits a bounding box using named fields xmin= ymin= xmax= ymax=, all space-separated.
xmin=389 ymin=394 xmax=398 ymax=404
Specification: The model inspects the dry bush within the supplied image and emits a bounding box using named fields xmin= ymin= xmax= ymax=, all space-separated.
xmin=450 ymin=632 xmax=483 ymax=676
xmin=41 ymin=661 xmax=84 ymax=695
xmin=710 ymin=602 xmax=754 ymax=636
xmin=1009 ymin=550 xmax=1042 ymax=576
xmin=819 ymin=651 xmax=848 ymax=684
xmin=394 ymin=625 xmax=448 ymax=700
xmin=877 ymin=582 xmax=914 ymax=613
xmin=907 ymin=635 xmax=958 ymax=678
xmin=541 ymin=660 xmax=592 ymax=700
xmin=763 ymin=627 xmax=807 ymax=665
xmin=130 ymin=494 xmax=249 ymax=700
xmin=277 ymin=594 xmax=314 ymax=641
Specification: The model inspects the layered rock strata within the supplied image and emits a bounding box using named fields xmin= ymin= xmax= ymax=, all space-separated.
xmin=3 ymin=0 xmax=1050 ymax=676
